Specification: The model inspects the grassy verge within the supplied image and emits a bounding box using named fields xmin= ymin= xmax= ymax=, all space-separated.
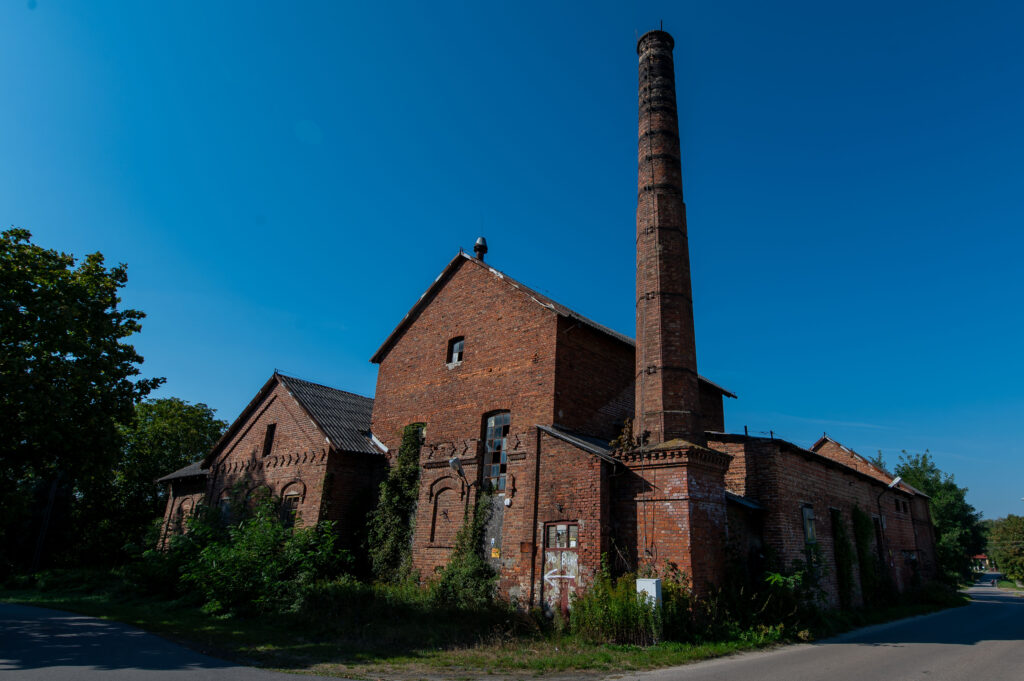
xmin=997 ymin=580 xmax=1023 ymax=591
xmin=0 ymin=570 xmax=968 ymax=679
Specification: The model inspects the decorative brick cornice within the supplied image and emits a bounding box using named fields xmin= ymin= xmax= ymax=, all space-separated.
xmin=615 ymin=440 xmax=731 ymax=471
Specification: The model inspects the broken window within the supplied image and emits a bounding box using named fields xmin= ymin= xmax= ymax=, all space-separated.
xmin=482 ymin=411 xmax=510 ymax=492
xmin=447 ymin=337 xmax=464 ymax=365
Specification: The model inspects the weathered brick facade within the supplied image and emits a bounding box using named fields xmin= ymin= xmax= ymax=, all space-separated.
xmin=161 ymin=373 xmax=386 ymax=552
xmin=161 ymin=28 xmax=938 ymax=614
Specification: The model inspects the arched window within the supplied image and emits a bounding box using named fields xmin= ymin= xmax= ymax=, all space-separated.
xmin=280 ymin=482 xmax=305 ymax=529
xmin=482 ymin=411 xmax=511 ymax=491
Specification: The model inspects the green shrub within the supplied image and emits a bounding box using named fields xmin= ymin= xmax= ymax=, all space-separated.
xmin=570 ymin=561 xmax=662 ymax=646
xmin=179 ymin=496 xmax=351 ymax=615
xmin=430 ymin=488 xmax=497 ymax=610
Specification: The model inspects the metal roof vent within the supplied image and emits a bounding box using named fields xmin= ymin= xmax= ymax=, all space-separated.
xmin=473 ymin=236 xmax=488 ymax=261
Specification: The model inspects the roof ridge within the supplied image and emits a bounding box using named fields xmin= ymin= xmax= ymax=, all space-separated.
xmin=276 ymin=372 xmax=373 ymax=401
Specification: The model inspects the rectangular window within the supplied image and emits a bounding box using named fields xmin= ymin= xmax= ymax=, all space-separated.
xmin=802 ymin=505 xmax=816 ymax=544
xmin=447 ymin=337 xmax=464 ymax=365
xmin=261 ymin=423 xmax=276 ymax=458
xmin=895 ymin=499 xmax=901 ymax=512
xmin=482 ymin=411 xmax=510 ymax=491
xmin=545 ymin=523 xmax=578 ymax=550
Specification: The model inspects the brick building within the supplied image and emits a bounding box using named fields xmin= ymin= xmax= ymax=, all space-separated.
xmin=161 ymin=30 xmax=937 ymax=612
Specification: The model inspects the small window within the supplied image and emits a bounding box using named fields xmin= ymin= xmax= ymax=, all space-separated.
xmin=895 ymin=499 xmax=901 ymax=512
xmin=802 ymin=505 xmax=816 ymax=544
xmin=262 ymin=423 xmax=277 ymax=457
xmin=546 ymin=523 xmax=579 ymax=549
xmin=482 ymin=411 xmax=510 ymax=491
xmin=447 ymin=337 xmax=465 ymax=365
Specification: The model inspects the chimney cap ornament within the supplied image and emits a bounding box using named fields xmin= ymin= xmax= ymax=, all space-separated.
xmin=473 ymin=236 xmax=488 ymax=261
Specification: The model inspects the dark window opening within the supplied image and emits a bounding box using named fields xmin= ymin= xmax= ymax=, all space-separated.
xmin=894 ymin=498 xmax=901 ymax=512
xmin=482 ymin=411 xmax=510 ymax=492
xmin=262 ymin=423 xmax=277 ymax=457
xmin=280 ymin=491 xmax=301 ymax=529
xmin=447 ymin=337 xmax=465 ymax=365
xmin=801 ymin=505 xmax=816 ymax=544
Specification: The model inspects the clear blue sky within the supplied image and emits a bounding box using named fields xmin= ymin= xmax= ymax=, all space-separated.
xmin=3 ymin=1 xmax=1022 ymax=519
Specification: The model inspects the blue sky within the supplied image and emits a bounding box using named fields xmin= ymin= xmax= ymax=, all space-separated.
xmin=3 ymin=1 xmax=1022 ymax=519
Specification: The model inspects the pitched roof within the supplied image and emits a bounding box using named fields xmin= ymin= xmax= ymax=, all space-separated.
xmin=810 ymin=435 xmax=929 ymax=498
xmin=156 ymin=460 xmax=207 ymax=483
xmin=370 ymin=251 xmax=735 ymax=398
xmin=200 ymin=372 xmax=379 ymax=468
xmin=276 ymin=374 xmax=377 ymax=455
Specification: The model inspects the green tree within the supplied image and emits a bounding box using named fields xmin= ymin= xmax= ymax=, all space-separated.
xmin=988 ymin=515 xmax=1024 ymax=582
xmin=894 ymin=451 xmax=985 ymax=583
xmin=87 ymin=398 xmax=226 ymax=557
xmin=0 ymin=228 xmax=163 ymax=570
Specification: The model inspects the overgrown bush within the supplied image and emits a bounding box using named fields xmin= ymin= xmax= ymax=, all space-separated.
xmin=430 ymin=488 xmax=497 ymax=610
xmin=180 ymin=496 xmax=351 ymax=615
xmin=570 ymin=560 xmax=662 ymax=645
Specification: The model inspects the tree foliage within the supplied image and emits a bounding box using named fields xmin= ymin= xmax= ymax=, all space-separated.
xmin=0 ymin=228 xmax=163 ymax=482
xmin=894 ymin=451 xmax=985 ymax=583
xmin=988 ymin=515 xmax=1024 ymax=582
xmin=104 ymin=398 xmax=226 ymax=553
xmin=0 ymin=229 xmax=165 ymax=571
xmin=366 ymin=424 xmax=423 ymax=582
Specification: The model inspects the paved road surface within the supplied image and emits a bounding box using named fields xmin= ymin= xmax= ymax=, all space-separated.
xmin=625 ymin=577 xmax=1024 ymax=681
xmin=0 ymin=602 xmax=332 ymax=680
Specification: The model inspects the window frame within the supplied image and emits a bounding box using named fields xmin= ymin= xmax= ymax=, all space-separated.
xmin=261 ymin=423 xmax=277 ymax=458
xmin=544 ymin=521 xmax=580 ymax=552
xmin=446 ymin=336 xmax=465 ymax=366
xmin=481 ymin=411 xmax=511 ymax=492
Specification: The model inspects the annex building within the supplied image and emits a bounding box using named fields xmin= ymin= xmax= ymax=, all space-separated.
xmin=160 ymin=30 xmax=937 ymax=613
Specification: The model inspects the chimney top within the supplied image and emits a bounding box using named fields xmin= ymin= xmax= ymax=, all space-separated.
xmin=637 ymin=29 xmax=674 ymax=55
xmin=473 ymin=236 xmax=488 ymax=261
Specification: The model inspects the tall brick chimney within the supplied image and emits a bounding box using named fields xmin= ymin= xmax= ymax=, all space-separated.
xmin=634 ymin=30 xmax=703 ymax=447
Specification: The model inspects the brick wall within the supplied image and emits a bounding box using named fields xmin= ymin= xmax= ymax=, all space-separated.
xmin=532 ymin=431 xmax=609 ymax=611
xmin=206 ymin=381 xmax=333 ymax=526
xmin=612 ymin=445 xmax=730 ymax=594
xmin=709 ymin=434 xmax=937 ymax=606
xmin=553 ymin=318 xmax=634 ymax=440
xmin=371 ymin=258 xmax=561 ymax=590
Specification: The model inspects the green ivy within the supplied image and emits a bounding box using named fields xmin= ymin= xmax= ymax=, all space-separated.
xmin=366 ymin=424 xmax=424 ymax=582
xmin=831 ymin=511 xmax=856 ymax=610
xmin=851 ymin=505 xmax=883 ymax=606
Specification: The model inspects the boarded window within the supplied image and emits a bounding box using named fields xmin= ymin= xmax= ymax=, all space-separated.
xmin=482 ymin=411 xmax=510 ymax=492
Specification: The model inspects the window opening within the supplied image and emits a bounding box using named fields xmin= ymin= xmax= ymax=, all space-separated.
xmin=447 ymin=337 xmax=465 ymax=365
xmin=546 ymin=523 xmax=578 ymax=549
xmin=801 ymin=505 xmax=816 ymax=544
xmin=482 ymin=411 xmax=510 ymax=491
xmin=280 ymin=489 xmax=301 ymax=529
xmin=262 ymin=423 xmax=277 ymax=457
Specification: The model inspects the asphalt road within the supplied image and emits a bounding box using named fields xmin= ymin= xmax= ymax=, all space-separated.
xmin=0 ymin=602 xmax=333 ymax=680
xmin=626 ymin=576 xmax=1024 ymax=681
